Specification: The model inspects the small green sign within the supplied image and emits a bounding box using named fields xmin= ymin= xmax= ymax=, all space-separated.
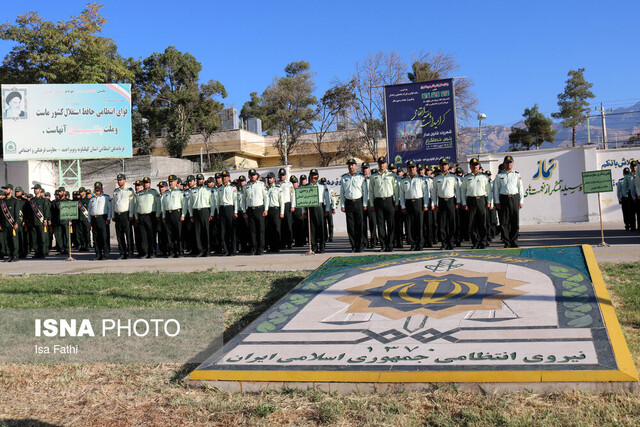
xmin=295 ymin=186 xmax=320 ymax=208
xmin=59 ymin=200 xmax=79 ymax=221
xmin=581 ymin=170 xmax=613 ymax=194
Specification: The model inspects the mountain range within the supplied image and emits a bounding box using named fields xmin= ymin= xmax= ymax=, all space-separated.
xmin=458 ymin=102 xmax=640 ymax=154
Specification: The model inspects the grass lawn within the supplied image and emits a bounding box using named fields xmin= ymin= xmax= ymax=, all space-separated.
xmin=0 ymin=263 xmax=639 ymax=426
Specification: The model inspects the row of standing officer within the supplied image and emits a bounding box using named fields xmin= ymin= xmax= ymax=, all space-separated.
xmin=340 ymin=155 xmax=524 ymax=252
xmin=616 ymin=160 xmax=640 ymax=231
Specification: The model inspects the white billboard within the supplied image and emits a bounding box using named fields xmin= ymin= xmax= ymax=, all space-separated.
xmin=2 ymin=83 xmax=132 ymax=161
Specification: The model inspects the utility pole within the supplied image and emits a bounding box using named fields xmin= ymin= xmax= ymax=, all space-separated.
xmin=586 ymin=111 xmax=591 ymax=144
xmin=596 ymin=103 xmax=612 ymax=149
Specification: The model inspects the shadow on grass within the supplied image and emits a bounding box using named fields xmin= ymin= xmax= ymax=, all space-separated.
xmin=171 ymin=275 xmax=305 ymax=383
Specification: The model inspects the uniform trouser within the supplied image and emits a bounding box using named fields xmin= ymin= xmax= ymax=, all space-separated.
xmin=423 ymin=208 xmax=434 ymax=247
xmin=323 ymin=206 xmax=334 ymax=241
xmin=193 ymin=208 xmax=210 ymax=255
xmin=394 ymin=207 xmax=404 ymax=246
xmin=235 ymin=210 xmax=249 ymax=251
xmin=164 ymin=210 xmax=183 ymax=256
xmin=182 ymin=214 xmax=193 ymax=253
xmin=219 ymin=205 xmax=236 ymax=254
xmin=457 ymin=205 xmax=469 ymax=243
xmin=158 ymin=216 xmax=168 ymax=255
xmin=76 ymin=218 xmax=91 ymax=249
xmin=18 ymin=225 xmax=29 ymax=257
xmin=266 ymin=207 xmax=281 ymax=251
xmin=634 ymin=198 xmax=640 ymax=231
xmin=438 ymin=197 xmax=456 ymax=248
xmin=280 ymin=202 xmax=293 ymax=248
xmin=55 ymin=222 xmax=69 ymax=253
xmin=91 ymin=214 xmax=109 ymax=256
xmin=363 ymin=205 xmax=378 ymax=248
xmin=114 ymin=212 xmax=134 ymax=256
xmin=308 ymin=206 xmax=325 ymax=252
xmin=292 ymin=208 xmax=306 ymax=246
xmin=498 ymin=194 xmax=520 ymax=246
xmin=1 ymin=226 xmax=19 ymax=258
xmin=405 ymin=199 xmax=424 ymax=249
xmin=138 ymin=213 xmax=156 ymax=256
xmin=31 ymin=223 xmax=47 ymax=257
xmin=467 ymin=196 xmax=488 ymax=247
xmin=345 ymin=198 xmax=364 ymax=250
xmin=210 ymin=212 xmax=221 ymax=253
xmin=621 ymin=197 xmax=634 ymax=229
xmin=374 ymin=197 xmax=395 ymax=250
xmin=247 ymin=206 xmax=265 ymax=253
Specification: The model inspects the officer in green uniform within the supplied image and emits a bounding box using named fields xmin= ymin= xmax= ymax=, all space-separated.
xmin=243 ymin=169 xmax=268 ymax=255
xmin=433 ymin=158 xmax=461 ymax=250
xmin=216 ymin=171 xmax=238 ymax=256
xmin=88 ymin=182 xmax=112 ymax=260
xmin=53 ymin=186 xmax=70 ymax=254
xmin=278 ymin=168 xmax=294 ymax=249
xmin=493 ymin=155 xmax=524 ymax=248
xmin=29 ymin=184 xmax=51 ymax=258
xmin=156 ymin=181 xmax=169 ymax=256
xmin=162 ymin=175 xmax=186 ymax=258
xmin=1 ymin=184 xmax=20 ymax=262
xmin=303 ymin=169 xmax=330 ymax=254
xmin=76 ymin=187 xmax=91 ymax=251
xmin=235 ymin=176 xmax=249 ymax=253
xmin=112 ymin=173 xmax=135 ymax=258
xmin=624 ymin=160 xmax=639 ymax=230
xmin=361 ymin=162 xmax=377 ymax=249
xmin=134 ymin=177 xmax=160 ymax=258
xmin=399 ymin=160 xmax=429 ymax=251
xmin=461 ymin=158 xmax=493 ymax=249
xmin=369 ymin=157 xmax=399 ymax=252
xmin=340 ymin=158 xmax=367 ymax=252
xmin=188 ymin=173 xmax=214 ymax=257
xmin=265 ymin=172 xmax=284 ymax=252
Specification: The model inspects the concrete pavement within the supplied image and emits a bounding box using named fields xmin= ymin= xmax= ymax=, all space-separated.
xmin=1 ymin=222 xmax=638 ymax=275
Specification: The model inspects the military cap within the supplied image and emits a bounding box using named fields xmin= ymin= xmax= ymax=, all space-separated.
xmin=168 ymin=174 xmax=177 ymax=182
xmin=158 ymin=181 xmax=167 ymax=188
xmin=134 ymin=180 xmax=142 ymax=186
xmin=238 ymin=175 xmax=246 ymax=182
xmin=504 ymin=155 xmax=514 ymax=163
xmin=65 ymin=191 xmax=70 ymax=197
xmin=377 ymin=156 xmax=387 ymax=164
xmin=320 ymin=177 xmax=327 ymax=184
xmin=630 ymin=160 xmax=638 ymax=167
xmin=187 ymin=175 xmax=195 ymax=182
xmin=214 ymin=172 xmax=221 ymax=179
xmin=406 ymin=160 xmax=416 ymax=167
xmin=361 ymin=162 xmax=370 ymax=169
xmin=309 ymin=169 xmax=319 ymax=176
xmin=206 ymin=177 xmax=215 ymax=183
xmin=196 ymin=173 xmax=205 ymax=180
xmin=346 ymin=158 xmax=357 ymax=165
xmin=72 ymin=191 xmax=78 ymax=196
xmin=434 ymin=166 xmax=441 ymax=173
xmin=142 ymin=177 xmax=151 ymax=183
xmin=371 ymin=168 xmax=379 ymax=174
xmin=221 ymin=170 xmax=230 ymax=177
xmin=94 ymin=181 xmax=103 ymax=189
xmin=417 ymin=163 xmax=424 ymax=170
xmin=469 ymin=157 xmax=479 ymax=164
xmin=455 ymin=167 xmax=463 ymax=174
xmin=425 ymin=165 xmax=432 ymax=171
xmin=389 ymin=163 xmax=397 ymax=170
xmin=289 ymin=175 xmax=298 ymax=183
xmin=14 ymin=186 xmax=23 ymax=193
xmin=86 ymin=189 xmax=92 ymax=194
xmin=176 ymin=177 xmax=182 ymax=184
xmin=300 ymin=174 xmax=308 ymax=181
xmin=26 ymin=193 xmax=33 ymax=198
xmin=248 ymin=169 xmax=257 ymax=176
xmin=32 ymin=184 xmax=43 ymax=190
xmin=623 ymin=167 xmax=630 ymax=174
xmin=78 ymin=187 xmax=86 ymax=193
xmin=278 ymin=168 xmax=287 ymax=175
xmin=117 ymin=173 xmax=126 ymax=180
xmin=439 ymin=158 xmax=449 ymax=165
xmin=57 ymin=186 xmax=65 ymax=192
xmin=266 ymin=172 xmax=275 ymax=179
xmin=45 ymin=192 xmax=51 ymax=197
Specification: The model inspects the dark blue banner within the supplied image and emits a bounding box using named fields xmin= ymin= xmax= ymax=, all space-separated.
xmin=384 ymin=79 xmax=457 ymax=166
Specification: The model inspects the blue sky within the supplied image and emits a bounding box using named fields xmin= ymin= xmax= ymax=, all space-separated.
xmin=1 ymin=0 xmax=639 ymax=127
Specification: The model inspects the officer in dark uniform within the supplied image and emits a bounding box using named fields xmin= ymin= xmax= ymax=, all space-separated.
xmin=29 ymin=184 xmax=51 ymax=258
xmin=1 ymin=184 xmax=20 ymax=262
xmin=361 ymin=162 xmax=377 ymax=249
xmin=13 ymin=186 xmax=28 ymax=258
xmin=53 ymin=186 xmax=70 ymax=254
xmin=304 ymin=169 xmax=329 ymax=253
xmin=76 ymin=187 xmax=91 ymax=251
xmin=235 ymin=175 xmax=250 ymax=253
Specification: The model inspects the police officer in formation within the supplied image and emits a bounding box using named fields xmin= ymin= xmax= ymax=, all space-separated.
xmin=340 ymin=158 xmax=367 ymax=252
xmin=303 ymin=169 xmax=330 ymax=253
xmin=461 ymin=157 xmax=493 ymax=249
xmin=369 ymin=156 xmax=398 ymax=252
xmin=399 ymin=160 xmax=429 ymax=251
xmin=493 ymin=155 xmax=524 ymax=248
xmin=433 ymin=158 xmax=461 ymax=250
xmin=88 ymin=182 xmax=112 ymax=260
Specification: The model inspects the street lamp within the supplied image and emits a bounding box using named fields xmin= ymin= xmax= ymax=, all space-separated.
xmin=374 ymin=130 xmax=382 ymax=159
xmin=477 ymin=113 xmax=486 ymax=154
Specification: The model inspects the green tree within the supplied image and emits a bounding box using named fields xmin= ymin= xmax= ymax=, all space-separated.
xmin=508 ymin=104 xmax=556 ymax=151
xmin=239 ymin=91 xmax=264 ymax=124
xmin=261 ymin=60 xmax=317 ymax=164
xmin=552 ymin=68 xmax=595 ymax=147
xmin=194 ymin=80 xmax=228 ymax=169
xmin=136 ymin=46 xmax=225 ymax=158
xmin=0 ymin=3 xmax=132 ymax=84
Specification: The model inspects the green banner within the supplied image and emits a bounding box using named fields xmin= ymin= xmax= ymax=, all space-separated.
xmin=295 ymin=186 xmax=319 ymax=207
xmin=59 ymin=200 xmax=79 ymax=221
xmin=581 ymin=170 xmax=613 ymax=194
